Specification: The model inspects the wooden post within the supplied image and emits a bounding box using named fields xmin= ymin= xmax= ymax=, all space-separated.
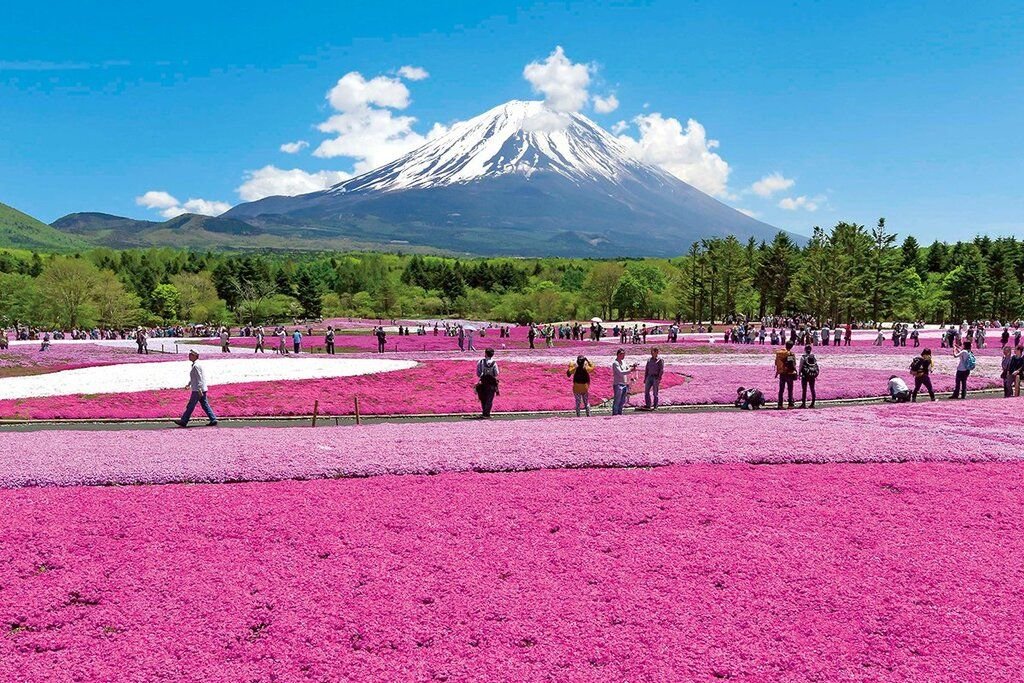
xmin=311 ymin=400 xmax=319 ymax=427
xmin=354 ymin=396 xmax=361 ymax=425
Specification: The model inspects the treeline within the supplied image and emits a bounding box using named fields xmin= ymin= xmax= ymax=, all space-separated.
xmin=0 ymin=220 xmax=1019 ymax=329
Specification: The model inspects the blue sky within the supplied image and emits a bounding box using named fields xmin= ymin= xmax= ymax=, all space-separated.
xmin=1 ymin=0 xmax=1021 ymax=243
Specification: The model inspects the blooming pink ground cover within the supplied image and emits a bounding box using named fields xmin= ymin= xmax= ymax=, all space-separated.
xmin=0 ymin=344 xmax=175 ymax=376
xmin=204 ymin=331 xmax=552 ymax=353
xmin=0 ymin=361 xmax=684 ymax=420
xmin=2 ymin=397 xmax=1023 ymax=488
xmin=2 ymin=462 xmax=1023 ymax=681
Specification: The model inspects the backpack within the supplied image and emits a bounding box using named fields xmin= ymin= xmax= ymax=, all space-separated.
xmin=910 ymin=357 xmax=926 ymax=375
xmin=748 ymin=389 xmax=765 ymax=409
xmin=784 ymin=352 xmax=797 ymax=374
xmin=802 ymin=355 xmax=819 ymax=379
xmin=965 ymin=352 xmax=977 ymax=371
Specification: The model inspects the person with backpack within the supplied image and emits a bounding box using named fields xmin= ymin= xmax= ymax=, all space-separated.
xmin=566 ymin=355 xmax=595 ymax=416
xmin=799 ymin=344 xmax=819 ymax=409
xmin=774 ymin=340 xmax=799 ymax=409
xmin=910 ymin=348 xmax=935 ymax=402
xmin=950 ymin=340 xmax=975 ymax=399
xmin=475 ymin=348 xmax=499 ymax=418
xmin=735 ymin=386 xmax=766 ymax=410
xmin=325 ymin=326 xmax=336 ymax=355
xmin=643 ymin=347 xmax=665 ymax=410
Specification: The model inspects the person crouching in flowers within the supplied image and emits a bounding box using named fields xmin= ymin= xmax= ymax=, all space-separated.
xmin=475 ymin=348 xmax=499 ymax=418
xmin=567 ymin=355 xmax=594 ymax=417
xmin=174 ymin=349 xmax=218 ymax=427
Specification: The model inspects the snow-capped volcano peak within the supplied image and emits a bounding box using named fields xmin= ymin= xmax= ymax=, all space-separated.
xmin=330 ymin=100 xmax=661 ymax=194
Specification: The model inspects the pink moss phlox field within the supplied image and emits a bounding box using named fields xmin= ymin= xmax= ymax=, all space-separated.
xmin=0 ymin=344 xmax=178 ymax=375
xmin=2 ymin=463 xmax=1023 ymax=681
xmin=0 ymin=361 xmax=684 ymax=420
xmin=3 ymin=397 xmax=1024 ymax=487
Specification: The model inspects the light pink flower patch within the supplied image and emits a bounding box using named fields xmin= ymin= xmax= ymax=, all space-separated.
xmin=2 ymin=397 xmax=1023 ymax=488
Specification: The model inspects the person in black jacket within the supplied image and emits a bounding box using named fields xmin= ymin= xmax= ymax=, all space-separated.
xmin=910 ymin=349 xmax=935 ymax=402
xmin=1009 ymin=346 xmax=1024 ymax=397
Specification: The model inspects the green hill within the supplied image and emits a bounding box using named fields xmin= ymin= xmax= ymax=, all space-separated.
xmin=0 ymin=202 xmax=88 ymax=252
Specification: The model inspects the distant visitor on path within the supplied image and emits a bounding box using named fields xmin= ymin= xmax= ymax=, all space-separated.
xmin=799 ymin=344 xmax=818 ymax=409
xmin=220 ymin=327 xmax=231 ymax=353
xmin=735 ymin=386 xmax=766 ymax=410
xmin=643 ymin=347 xmax=664 ymax=410
xmin=325 ymin=326 xmax=336 ymax=355
xmin=910 ymin=349 xmax=936 ymax=402
xmin=475 ymin=347 xmax=499 ymax=418
xmin=887 ymin=375 xmax=911 ymax=403
xmin=567 ymin=355 xmax=594 ymax=417
xmin=611 ymin=348 xmax=637 ymax=416
xmin=376 ymin=326 xmax=387 ymax=353
xmin=175 ymin=349 xmax=218 ymax=428
xmin=292 ymin=329 xmax=303 ymax=354
xmin=774 ymin=341 xmax=798 ymax=409
xmin=950 ymin=340 xmax=975 ymax=399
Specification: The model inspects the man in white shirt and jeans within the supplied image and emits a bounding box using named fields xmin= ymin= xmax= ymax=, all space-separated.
xmin=611 ymin=349 xmax=637 ymax=415
xmin=175 ymin=349 xmax=218 ymax=427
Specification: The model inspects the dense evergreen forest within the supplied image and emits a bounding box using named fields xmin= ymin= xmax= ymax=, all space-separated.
xmin=0 ymin=220 xmax=1015 ymax=329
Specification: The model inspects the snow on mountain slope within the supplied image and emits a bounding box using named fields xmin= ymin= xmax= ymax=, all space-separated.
xmin=330 ymin=100 xmax=674 ymax=194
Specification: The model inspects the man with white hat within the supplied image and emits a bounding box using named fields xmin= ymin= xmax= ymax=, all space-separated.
xmin=174 ymin=349 xmax=218 ymax=427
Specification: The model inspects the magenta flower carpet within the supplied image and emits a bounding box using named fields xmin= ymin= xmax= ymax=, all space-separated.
xmin=2 ymin=462 xmax=1022 ymax=681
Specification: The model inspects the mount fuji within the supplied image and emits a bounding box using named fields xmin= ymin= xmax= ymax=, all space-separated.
xmin=227 ymin=100 xmax=787 ymax=257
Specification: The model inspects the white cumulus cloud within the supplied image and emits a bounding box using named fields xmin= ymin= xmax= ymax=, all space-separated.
xmin=610 ymin=120 xmax=629 ymax=135
xmin=523 ymin=46 xmax=592 ymax=113
xmin=523 ymin=110 xmax=571 ymax=133
xmin=236 ymin=165 xmax=353 ymax=201
xmin=135 ymin=190 xmax=179 ymax=210
xmin=617 ymin=113 xmax=731 ymax=198
xmin=750 ymin=172 xmax=795 ymax=198
xmin=279 ymin=140 xmax=309 ymax=154
xmin=136 ymin=190 xmax=230 ymax=219
xmin=397 ymin=65 xmax=429 ymax=81
xmin=311 ymin=70 xmax=447 ymax=174
xmin=326 ymin=71 xmax=410 ymax=111
xmin=778 ymin=195 xmax=824 ymax=212
xmin=593 ymin=94 xmax=619 ymax=114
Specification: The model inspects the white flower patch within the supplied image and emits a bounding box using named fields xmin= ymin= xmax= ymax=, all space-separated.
xmin=0 ymin=357 xmax=417 ymax=400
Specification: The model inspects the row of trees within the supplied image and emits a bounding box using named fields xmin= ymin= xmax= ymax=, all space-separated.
xmin=0 ymin=221 xmax=1019 ymax=330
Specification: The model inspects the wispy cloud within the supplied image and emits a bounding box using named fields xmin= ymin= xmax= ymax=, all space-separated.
xmin=0 ymin=60 xmax=130 ymax=71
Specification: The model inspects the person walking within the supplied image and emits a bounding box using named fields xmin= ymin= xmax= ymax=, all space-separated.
xmin=220 ymin=327 xmax=231 ymax=353
xmin=375 ymin=325 xmax=387 ymax=353
xmin=254 ymin=327 xmax=265 ymax=353
xmin=950 ymin=340 xmax=975 ymax=399
xmin=1009 ymin=345 xmax=1024 ymax=396
xmin=276 ymin=328 xmax=287 ymax=355
xmin=325 ymin=326 xmax=336 ymax=355
xmin=1001 ymin=346 xmax=1016 ymax=397
xmin=844 ymin=323 xmax=852 ymax=346
xmin=643 ymin=347 xmax=664 ymax=410
xmin=528 ymin=325 xmax=537 ymax=350
xmin=467 ymin=328 xmax=476 ymax=351
xmin=611 ymin=349 xmax=637 ymax=416
xmin=174 ymin=349 xmax=217 ymax=427
xmin=566 ymin=355 xmax=594 ymax=416
xmin=475 ymin=348 xmax=499 ymax=418
xmin=910 ymin=349 xmax=936 ymax=402
xmin=292 ymin=328 xmax=303 ymax=354
xmin=457 ymin=325 xmax=465 ymax=352
xmin=774 ymin=341 xmax=798 ymax=409
xmin=798 ymin=344 xmax=819 ymax=409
